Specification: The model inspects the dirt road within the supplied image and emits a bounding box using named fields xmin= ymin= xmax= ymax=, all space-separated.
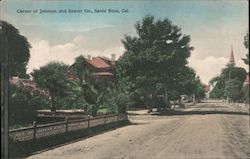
xmin=27 ymin=101 xmax=249 ymax=159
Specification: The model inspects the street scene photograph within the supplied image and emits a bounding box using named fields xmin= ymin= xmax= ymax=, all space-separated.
xmin=0 ymin=0 xmax=249 ymax=159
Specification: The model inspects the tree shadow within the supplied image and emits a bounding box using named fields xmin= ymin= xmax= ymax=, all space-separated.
xmin=152 ymin=109 xmax=249 ymax=116
xmin=127 ymin=113 xmax=148 ymax=116
xmin=128 ymin=121 xmax=150 ymax=125
xmin=9 ymin=120 xmax=130 ymax=158
xmin=186 ymin=105 xmax=228 ymax=109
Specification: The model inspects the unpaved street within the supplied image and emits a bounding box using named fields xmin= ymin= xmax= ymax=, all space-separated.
xmin=27 ymin=101 xmax=249 ymax=159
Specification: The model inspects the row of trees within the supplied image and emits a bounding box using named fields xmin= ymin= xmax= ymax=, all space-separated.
xmin=209 ymin=32 xmax=249 ymax=102
xmin=4 ymin=16 xmax=206 ymax=126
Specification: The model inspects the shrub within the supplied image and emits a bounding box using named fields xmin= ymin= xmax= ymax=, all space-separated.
xmin=9 ymin=85 xmax=49 ymax=127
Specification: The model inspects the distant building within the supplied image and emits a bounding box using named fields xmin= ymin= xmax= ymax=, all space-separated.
xmin=203 ymin=84 xmax=210 ymax=99
xmin=203 ymin=84 xmax=210 ymax=92
xmin=9 ymin=76 xmax=48 ymax=96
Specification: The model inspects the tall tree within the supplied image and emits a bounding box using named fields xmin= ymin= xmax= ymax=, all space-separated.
xmin=193 ymin=77 xmax=206 ymax=102
xmin=242 ymin=31 xmax=249 ymax=104
xmin=210 ymin=75 xmax=225 ymax=99
xmin=31 ymin=62 xmax=69 ymax=111
xmin=210 ymin=65 xmax=246 ymax=99
xmin=221 ymin=66 xmax=247 ymax=82
xmin=173 ymin=67 xmax=196 ymax=96
xmin=71 ymin=55 xmax=89 ymax=83
xmin=211 ymin=33 xmax=248 ymax=99
xmin=0 ymin=21 xmax=31 ymax=78
xmin=116 ymin=15 xmax=193 ymax=111
xmin=70 ymin=55 xmax=99 ymax=115
xmin=224 ymin=79 xmax=243 ymax=102
xmin=242 ymin=32 xmax=249 ymax=65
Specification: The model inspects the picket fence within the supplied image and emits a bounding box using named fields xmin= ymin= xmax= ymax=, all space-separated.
xmin=9 ymin=113 xmax=127 ymax=141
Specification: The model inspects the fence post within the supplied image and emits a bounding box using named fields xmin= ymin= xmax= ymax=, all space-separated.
xmin=33 ymin=121 xmax=37 ymax=140
xmin=88 ymin=115 xmax=90 ymax=128
xmin=65 ymin=117 xmax=68 ymax=133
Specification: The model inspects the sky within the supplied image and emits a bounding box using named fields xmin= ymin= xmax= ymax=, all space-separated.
xmin=1 ymin=0 xmax=249 ymax=84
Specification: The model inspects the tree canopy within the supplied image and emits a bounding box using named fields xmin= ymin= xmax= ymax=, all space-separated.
xmin=71 ymin=55 xmax=90 ymax=83
xmin=224 ymin=79 xmax=243 ymax=102
xmin=242 ymin=32 xmax=249 ymax=65
xmin=210 ymin=32 xmax=248 ymax=101
xmin=116 ymin=15 xmax=199 ymax=110
xmin=210 ymin=65 xmax=246 ymax=100
xmin=0 ymin=20 xmax=31 ymax=78
xmin=70 ymin=55 xmax=99 ymax=115
xmin=31 ymin=62 xmax=69 ymax=111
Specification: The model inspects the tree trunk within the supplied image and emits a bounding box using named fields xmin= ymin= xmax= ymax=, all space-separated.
xmin=144 ymin=94 xmax=152 ymax=113
xmin=50 ymin=96 xmax=56 ymax=112
xmin=179 ymin=99 xmax=185 ymax=108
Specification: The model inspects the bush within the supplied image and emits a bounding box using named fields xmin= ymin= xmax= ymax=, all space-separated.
xmin=9 ymin=85 xmax=49 ymax=127
xmin=106 ymin=88 xmax=131 ymax=114
xmin=95 ymin=84 xmax=132 ymax=115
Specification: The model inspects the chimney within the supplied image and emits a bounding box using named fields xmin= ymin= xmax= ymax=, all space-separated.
xmin=87 ymin=55 xmax=91 ymax=60
xmin=111 ymin=53 xmax=116 ymax=61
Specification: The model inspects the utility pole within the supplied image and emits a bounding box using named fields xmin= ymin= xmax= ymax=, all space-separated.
xmin=1 ymin=21 xmax=9 ymax=159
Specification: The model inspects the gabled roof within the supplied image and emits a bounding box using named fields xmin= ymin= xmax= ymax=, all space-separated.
xmin=86 ymin=57 xmax=111 ymax=69
xmin=67 ymin=56 xmax=115 ymax=78
xmin=99 ymin=56 xmax=116 ymax=66
xmin=10 ymin=77 xmax=48 ymax=96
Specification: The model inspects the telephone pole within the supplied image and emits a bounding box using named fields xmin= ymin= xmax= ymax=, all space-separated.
xmin=1 ymin=21 xmax=9 ymax=159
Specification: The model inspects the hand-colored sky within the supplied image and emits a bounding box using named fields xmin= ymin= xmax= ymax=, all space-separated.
xmin=1 ymin=0 xmax=249 ymax=84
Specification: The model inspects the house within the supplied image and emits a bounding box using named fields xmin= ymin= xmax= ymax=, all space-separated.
xmin=86 ymin=56 xmax=115 ymax=76
xmin=203 ymin=84 xmax=210 ymax=92
xmin=9 ymin=76 xmax=48 ymax=96
xmin=67 ymin=55 xmax=117 ymax=87
xmin=203 ymin=84 xmax=210 ymax=99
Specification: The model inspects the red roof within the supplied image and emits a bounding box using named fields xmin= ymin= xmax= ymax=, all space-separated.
xmin=100 ymin=56 xmax=112 ymax=61
xmin=100 ymin=57 xmax=116 ymax=66
xmin=94 ymin=72 xmax=113 ymax=76
xmin=87 ymin=57 xmax=111 ymax=69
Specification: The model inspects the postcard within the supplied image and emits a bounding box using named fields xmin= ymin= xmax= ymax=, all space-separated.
xmin=1 ymin=0 xmax=249 ymax=159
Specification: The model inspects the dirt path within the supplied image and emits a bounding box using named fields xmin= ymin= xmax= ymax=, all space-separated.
xmin=27 ymin=101 xmax=249 ymax=159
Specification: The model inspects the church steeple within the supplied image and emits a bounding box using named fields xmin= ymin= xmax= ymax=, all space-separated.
xmin=229 ymin=45 xmax=235 ymax=65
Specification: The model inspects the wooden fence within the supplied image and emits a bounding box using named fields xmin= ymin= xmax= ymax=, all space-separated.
xmin=36 ymin=110 xmax=86 ymax=119
xmin=9 ymin=114 xmax=127 ymax=141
